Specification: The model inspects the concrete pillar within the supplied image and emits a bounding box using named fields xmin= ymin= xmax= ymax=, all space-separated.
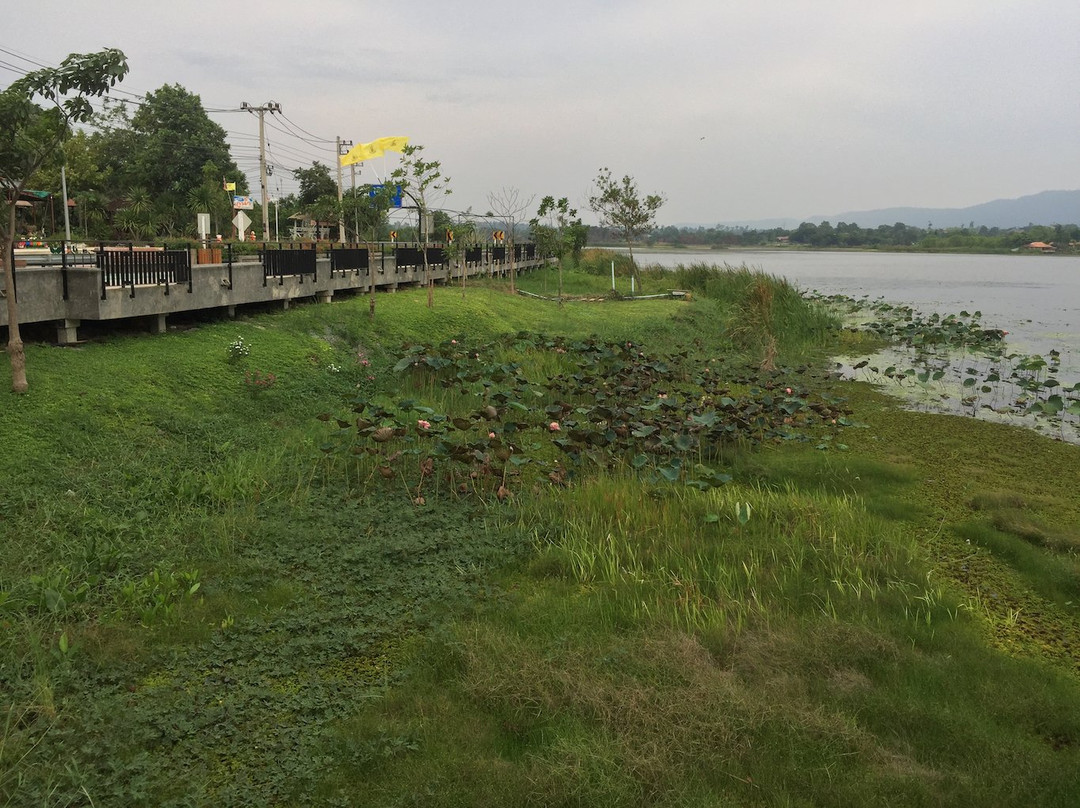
xmin=227 ymin=305 xmax=236 ymax=318
xmin=317 ymin=290 xmax=333 ymax=304
xmin=57 ymin=319 xmax=80 ymax=345
xmin=282 ymin=298 xmax=291 ymax=311
xmin=151 ymin=314 xmax=167 ymax=334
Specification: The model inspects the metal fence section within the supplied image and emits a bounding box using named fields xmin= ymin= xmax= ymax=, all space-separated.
xmin=262 ymin=244 xmax=317 ymax=285
xmin=394 ymin=246 xmax=423 ymax=269
xmin=329 ymin=246 xmax=369 ymax=274
xmin=97 ymin=244 xmax=192 ymax=299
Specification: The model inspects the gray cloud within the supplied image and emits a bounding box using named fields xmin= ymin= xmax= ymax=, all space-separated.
xmin=14 ymin=0 xmax=1080 ymax=224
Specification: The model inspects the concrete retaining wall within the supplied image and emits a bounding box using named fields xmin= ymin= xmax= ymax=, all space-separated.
xmin=1 ymin=253 xmax=544 ymax=342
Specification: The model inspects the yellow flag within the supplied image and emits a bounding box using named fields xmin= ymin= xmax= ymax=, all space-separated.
xmin=372 ymin=136 xmax=409 ymax=154
xmin=340 ymin=136 xmax=410 ymax=167
xmin=223 ymin=181 xmax=236 ymax=191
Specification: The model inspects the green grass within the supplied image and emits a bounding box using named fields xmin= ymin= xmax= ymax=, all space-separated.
xmin=3 ymin=266 xmax=1080 ymax=805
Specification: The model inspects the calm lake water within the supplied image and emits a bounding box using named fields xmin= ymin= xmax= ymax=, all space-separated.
xmin=636 ymin=249 xmax=1080 ymax=374
xmin=633 ymin=249 xmax=1080 ymax=440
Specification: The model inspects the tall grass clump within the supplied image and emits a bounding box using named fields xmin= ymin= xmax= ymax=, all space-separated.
xmin=659 ymin=262 xmax=839 ymax=361
xmin=520 ymin=469 xmax=942 ymax=635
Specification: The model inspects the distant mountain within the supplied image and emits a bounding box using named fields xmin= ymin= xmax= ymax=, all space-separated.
xmin=711 ymin=190 xmax=1080 ymax=230
xmin=807 ymin=189 xmax=1080 ymax=229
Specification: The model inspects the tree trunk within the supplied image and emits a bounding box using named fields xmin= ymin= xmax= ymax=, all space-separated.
xmin=2 ymin=211 xmax=29 ymax=393
xmin=508 ymin=235 xmax=516 ymax=295
xmin=424 ymin=249 xmax=433 ymax=309
xmin=367 ymin=238 xmax=376 ymax=321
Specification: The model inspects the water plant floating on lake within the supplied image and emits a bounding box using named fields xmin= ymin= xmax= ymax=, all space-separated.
xmin=810 ymin=293 xmax=1080 ymax=442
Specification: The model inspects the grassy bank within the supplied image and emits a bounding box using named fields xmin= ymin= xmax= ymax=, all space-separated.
xmin=2 ymin=264 xmax=1079 ymax=805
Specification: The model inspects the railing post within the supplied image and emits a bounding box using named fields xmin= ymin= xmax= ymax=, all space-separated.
xmin=159 ymin=243 xmax=170 ymax=296
xmin=98 ymin=241 xmax=106 ymax=300
xmin=61 ymin=240 xmax=69 ymax=301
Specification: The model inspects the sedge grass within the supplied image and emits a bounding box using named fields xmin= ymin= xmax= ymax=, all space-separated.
xmin=520 ymin=468 xmax=936 ymax=635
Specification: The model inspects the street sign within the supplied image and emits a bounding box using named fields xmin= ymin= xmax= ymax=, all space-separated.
xmin=368 ymin=184 xmax=403 ymax=207
xmin=233 ymin=211 xmax=252 ymax=235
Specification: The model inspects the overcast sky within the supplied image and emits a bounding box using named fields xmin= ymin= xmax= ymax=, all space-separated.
xmin=8 ymin=0 xmax=1080 ymax=225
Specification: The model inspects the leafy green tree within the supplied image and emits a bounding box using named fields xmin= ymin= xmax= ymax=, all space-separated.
xmin=391 ymin=144 xmax=451 ymax=309
xmin=293 ymin=162 xmax=337 ymax=207
xmin=587 ymin=168 xmax=663 ymax=279
xmin=530 ymin=196 xmax=587 ymax=305
xmin=29 ymin=130 xmax=103 ymax=220
xmin=74 ymin=188 xmax=109 ymax=238
xmin=84 ymin=97 xmax=139 ymax=201
xmin=353 ymin=183 xmax=399 ymax=320
xmin=1 ymin=47 xmax=128 ymax=393
xmin=129 ymin=84 xmax=243 ymax=200
xmin=186 ymin=162 xmax=234 ymax=239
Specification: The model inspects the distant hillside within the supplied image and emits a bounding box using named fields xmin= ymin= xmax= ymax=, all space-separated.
xmin=712 ymin=190 xmax=1080 ymax=230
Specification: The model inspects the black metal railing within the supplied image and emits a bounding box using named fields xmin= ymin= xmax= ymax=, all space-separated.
xmin=329 ymin=246 xmax=369 ymax=274
xmin=394 ymin=246 xmax=423 ymax=269
xmin=492 ymin=246 xmax=506 ymax=263
xmin=261 ymin=244 xmax=317 ymax=285
xmin=97 ymin=243 xmax=192 ymax=299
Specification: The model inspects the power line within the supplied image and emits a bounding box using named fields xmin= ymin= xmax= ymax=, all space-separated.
xmin=277 ymin=113 xmax=335 ymax=144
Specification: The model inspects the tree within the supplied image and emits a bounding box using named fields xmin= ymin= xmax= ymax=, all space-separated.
xmin=293 ymin=162 xmax=337 ymax=207
xmin=129 ymin=84 xmax=243 ymax=200
xmin=530 ymin=196 xmax=587 ymax=306
xmin=486 ymin=186 xmax=534 ymax=294
xmin=355 ymin=183 xmax=398 ymax=320
xmin=587 ymin=168 xmax=664 ymax=280
xmin=443 ymin=212 xmax=478 ymax=300
xmin=28 ymin=129 xmax=103 ymax=218
xmin=390 ymin=144 xmax=451 ymax=309
xmin=1 ymin=48 xmax=128 ymax=393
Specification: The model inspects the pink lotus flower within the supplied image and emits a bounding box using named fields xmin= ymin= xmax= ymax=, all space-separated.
xmin=549 ymin=421 xmax=560 ymax=432
xmin=451 ymin=339 xmax=457 ymax=344
xmin=417 ymin=419 xmax=431 ymax=430
xmin=488 ymin=431 xmax=496 ymax=439
xmin=785 ymin=387 xmax=793 ymax=395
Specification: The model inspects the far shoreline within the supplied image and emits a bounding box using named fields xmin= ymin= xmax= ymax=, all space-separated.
xmin=595 ymin=243 xmax=1075 ymax=258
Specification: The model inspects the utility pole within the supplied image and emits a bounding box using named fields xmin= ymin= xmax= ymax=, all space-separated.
xmin=241 ymin=100 xmax=281 ymax=239
xmin=60 ymin=164 xmax=71 ymax=241
xmin=337 ymin=138 xmax=352 ymax=243
xmin=351 ymin=162 xmax=359 ymax=241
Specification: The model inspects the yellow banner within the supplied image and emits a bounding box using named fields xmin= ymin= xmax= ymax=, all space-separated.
xmin=223 ymin=181 xmax=236 ymax=191
xmin=372 ymin=136 xmax=409 ymax=153
xmin=340 ymin=136 xmax=410 ymax=167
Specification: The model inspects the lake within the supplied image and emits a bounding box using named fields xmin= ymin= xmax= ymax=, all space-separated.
xmin=631 ymin=249 xmax=1080 ymax=441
